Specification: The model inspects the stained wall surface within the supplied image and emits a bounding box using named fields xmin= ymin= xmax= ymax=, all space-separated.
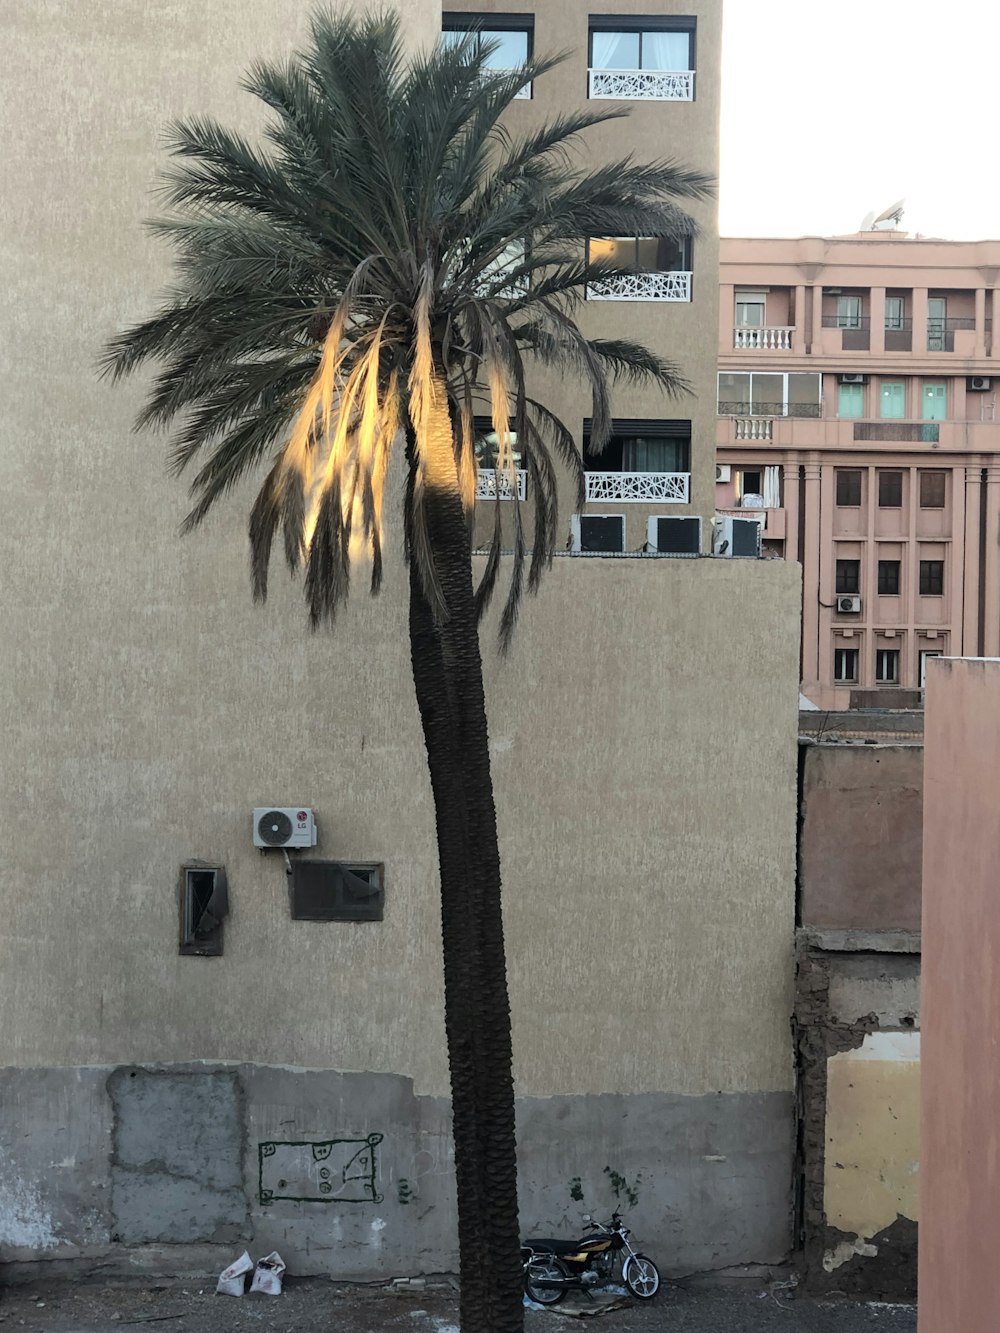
xmin=800 ymin=745 xmax=924 ymax=932
xmin=0 ymin=0 xmax=801 ymax=1278
xmin=919 ymin=657 xmax=1000 ymax=1333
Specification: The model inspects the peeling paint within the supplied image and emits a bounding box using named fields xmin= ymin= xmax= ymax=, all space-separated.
xmin=0 ymin=1148 xmax=59 ymax=1250
xmin=824 ymin=1236 xmax=878 ymax=1272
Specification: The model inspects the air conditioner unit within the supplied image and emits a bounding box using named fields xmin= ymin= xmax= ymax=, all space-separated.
xmin=839 ymin=374 xmax=868 ymax=385
xmin=968 ymin=376 xmax=992 ymax=391
xmin=648 ymin=515 xmax=701 ymax=555
xmin=836 ymin=596 xmax=862 ymax=615
xmin=716 ymin=464 xmax=731 ymax=483
xmin=713 ymin=515 xmax=761 ymax=558
xmin=253 ymin=807 xmax=317 ymax=849
xmin=571 ymin=514 xmax=626 ymax=553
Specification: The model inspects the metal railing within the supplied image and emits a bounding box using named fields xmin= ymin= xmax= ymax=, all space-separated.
xmin=588 ymin=68 xmax=695 ymax=100
xmin=822 ymin=315 xmax=872 ymax=329
xmin=476 ymin=468 xmax=527 ymax=501
xmin=717 ymin=401 xmax=822 ymax=419
xmin=584 ymin=471 xmax=690 ymax=503
xmin=733 ymin=325 xmax=794 ymax=350
xmin=587 ymin=270 xmax=692 ymax=301
xmin=853 ymin=422 xmax=940 ymax=443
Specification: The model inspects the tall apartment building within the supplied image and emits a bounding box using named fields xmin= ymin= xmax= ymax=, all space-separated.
xmin=458 ymin=0 xmax=720 ymax=549
xmin=0 ymin=0 xmax=801 ymax=1281
xmin=717 ymin=232 xmax=1000 ymax=709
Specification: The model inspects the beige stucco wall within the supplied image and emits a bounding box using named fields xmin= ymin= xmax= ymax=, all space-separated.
xmin=1 ymin=0 xmax=798 ymax=1105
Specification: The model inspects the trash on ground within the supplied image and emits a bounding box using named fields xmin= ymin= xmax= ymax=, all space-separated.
xmin=250 ymin=1250 xmax=286 ymax=1295
xmin=548 ymin=1291 xmax=632 ymax=1319
xmin=215 ymin=1250 xmax=253 ymax=1297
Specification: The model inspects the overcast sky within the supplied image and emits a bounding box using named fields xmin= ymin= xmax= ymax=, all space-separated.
xmin=719 ymin=0 xmax=1000 ymax=241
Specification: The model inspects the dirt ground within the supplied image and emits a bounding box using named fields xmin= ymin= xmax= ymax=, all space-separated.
xmin=0 ymin=1278 xmax=917 ymax=1332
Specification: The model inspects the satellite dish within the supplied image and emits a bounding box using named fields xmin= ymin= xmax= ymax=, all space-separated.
xmin=872 ymin=198 xmax=905 ymax=230
xmin=860 ymin=211 xmax=876 ymax=232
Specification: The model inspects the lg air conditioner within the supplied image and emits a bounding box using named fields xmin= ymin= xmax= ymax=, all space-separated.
xmin=836 ymin=596 xmax=862 ymax=615
xmin=968 ymin=376 xmax=992 ymax=391
xmin=253 ymin=808 xmax=318 ymax=849
xmin=716 ymin=464 xmax=732 ymax=483
xmin=839 ymin=374 xmax=868 ymax=385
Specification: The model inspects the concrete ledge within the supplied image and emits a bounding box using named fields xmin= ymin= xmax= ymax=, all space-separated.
xmin=798 ymin=929 xmax=921 ymax=955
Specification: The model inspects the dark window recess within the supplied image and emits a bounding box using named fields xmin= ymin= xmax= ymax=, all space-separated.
xmin=579 ymin=515 xmax=625 ymax=552
xmin=582 ymin=418 xmax=691 ymax=473
xmin=290 ymin=861 xmax=385 ymax=922
xmin=920 ymin=471 xmax=947 ymax=508
xmin=878 ymin=560 xmax=901 ymax=595
xmin=179 ymin=864 xmax=228 ymax=956
xmin=836 ymin=559 xmax=861 ymax=594
xmin=836 ymin=469 xmax=862 ymax=506
xmin=920 ymin=560 xmax=945 ymax=595
xmin=741 ymin=470 xmax=763 ymax=496
xmin=834 ymin=648 xmax=859 ymax=684
xmin=876 ymin=648 xmax=900 ymax=684
xmin=878 ymin=471 xmax=903 ymax=507
xmin=654 ymin=516 xmax=700 ymax=554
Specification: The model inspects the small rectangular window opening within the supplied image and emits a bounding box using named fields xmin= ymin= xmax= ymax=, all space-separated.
xmin=179 ymin=864 xmax=228 ymax=956
xmin=836 ymin=470 xmax=862 ymax=507
xmin=290 ymin=861 xmax=385 ymax=922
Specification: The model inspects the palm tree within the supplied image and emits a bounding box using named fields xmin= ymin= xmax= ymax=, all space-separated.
xmin=101 ymin=11 xmax=713 ymax=1330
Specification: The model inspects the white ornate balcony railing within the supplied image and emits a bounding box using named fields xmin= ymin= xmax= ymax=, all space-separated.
xmin=588 ymin=68 xmax=695 ymax=100
xmin=476 ymin=468 xmax=527 ymax=501
xmin=732 ymin=417 xmax=774 ymax=441
xmin=733 ymin=325 xmax=794 ymax=350
xmin=585 ymin=471 xmax=689 ymax=503
xmin=588 ymin=270 xmax=692 ymax=302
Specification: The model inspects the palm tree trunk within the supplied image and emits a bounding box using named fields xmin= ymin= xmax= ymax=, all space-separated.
xmin=406 ymin=380 xmax=523 ymax=1333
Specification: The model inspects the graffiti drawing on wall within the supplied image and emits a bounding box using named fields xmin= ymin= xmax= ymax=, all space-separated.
xmin=258 ymin=1134 xmax=384 ymax=1204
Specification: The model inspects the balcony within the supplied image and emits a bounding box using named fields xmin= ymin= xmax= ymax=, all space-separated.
xmin=733 ymin=326 xmax=794 ymax=350
xmin=927 ymin=317 xmax=975 ymax=352
xmin=731 ymin=417 xmax=774 ymax=441
xmin=822 ymin=315 xmax=871 ymax=352
xmin=716 ymin=506 xmax=786 ymax=539
xmin=588 ymin=68 xmax=694 ymax=100
xmin=585 ymin=471 xmax=689 ymax=502
xmin=853 ymin=421 xmax=940 ymax=443
xmin=588 ymin=270 xmax=691 ymax=302
xmin=885 ymin=318 xmax=913 ymax=352
xmin=476 ymin=468 xmax=527 ymax=501
xmin=718 ymin=401 xmax=821 ymax=420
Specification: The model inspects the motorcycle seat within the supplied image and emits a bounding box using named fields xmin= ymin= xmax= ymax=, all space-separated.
xmin=523 ymin=1237 xmax=585 ymax=1255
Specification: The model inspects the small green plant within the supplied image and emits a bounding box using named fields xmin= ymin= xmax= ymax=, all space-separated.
xmin=603 ymin=1165 xmax=642 ymax=1209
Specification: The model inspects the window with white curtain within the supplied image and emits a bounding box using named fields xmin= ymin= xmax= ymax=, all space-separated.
xmin=589 ymin=23 xmax=693 ymax=72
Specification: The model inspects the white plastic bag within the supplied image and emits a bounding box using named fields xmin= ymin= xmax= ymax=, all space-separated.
xmin=250 ymin=1250 xmax=286 ymax=1296
xmin=216 ymin=1250 xmax=253 ymax=1297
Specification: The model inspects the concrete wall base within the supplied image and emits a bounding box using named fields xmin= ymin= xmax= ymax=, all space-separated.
xmin=0 ymin=1064 xmax=792 ymax=1280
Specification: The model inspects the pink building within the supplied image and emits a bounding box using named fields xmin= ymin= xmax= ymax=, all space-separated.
xmin=718 ymin=232 xmax=1000 ymax=708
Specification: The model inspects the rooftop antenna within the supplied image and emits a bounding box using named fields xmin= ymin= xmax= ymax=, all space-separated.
xmin=860 ymin=210 xmax=876 ymax=231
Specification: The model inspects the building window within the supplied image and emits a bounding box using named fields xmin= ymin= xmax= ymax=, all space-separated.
xmin=735 ymin=294 xmax=765 ymax=327
xmin=920 ymin=649 xmax=943 ymax=687
xmin=836 ymin=559 xmax=861 ymax=594
xmin=834 ymin=648 xmax=859 ymax=684
xmin=876 ymin=648 xmax=900 ymax=684
xmin=835 ymin=469 xmax=862 ymax=507
xmin=836 ymin=295 xmax=862 ymax=329
xmin=586 ymin=236 xmax=692 ymax=300
xmin=927 ymin=297 xmax=947 ymax=351
xmin=880 ymin=382 xmax=906 ymax=419
xmin=442 ymin=14 xmax=533 ymax=94
xmin=920 ymin=560 xmax=945 ymax=595
xmin=583 ymin=420 xmax=690 ymax=474
xmin=885 ymin=296 xmax=905 ymax=330
xmin=717 ymin=372 xmax=821 ymax=418
xmin=878 ymin=560 xmax=901 ymax=595
xmin=921 ymin=382 xmax=947 ymax=421
xmin=588 ymin=18 xmax=695 ymax=100
xmin=838 ymin=382 xmax=864 ymax=418
xmin=920 ymin=471 xmax=947 ymax=509
xmin=878 ymin=471 xmax=903 ymax=507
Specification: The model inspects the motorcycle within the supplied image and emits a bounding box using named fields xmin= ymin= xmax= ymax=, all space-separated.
xmin=521 ymin=1210 xmax=661 ymax=1304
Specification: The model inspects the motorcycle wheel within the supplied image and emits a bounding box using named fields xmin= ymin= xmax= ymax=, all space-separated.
xmin=524 ymin=1256 xmax=566 ymax=1305
xmin=623 ymin=1253 xmax=660 ymax=1300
